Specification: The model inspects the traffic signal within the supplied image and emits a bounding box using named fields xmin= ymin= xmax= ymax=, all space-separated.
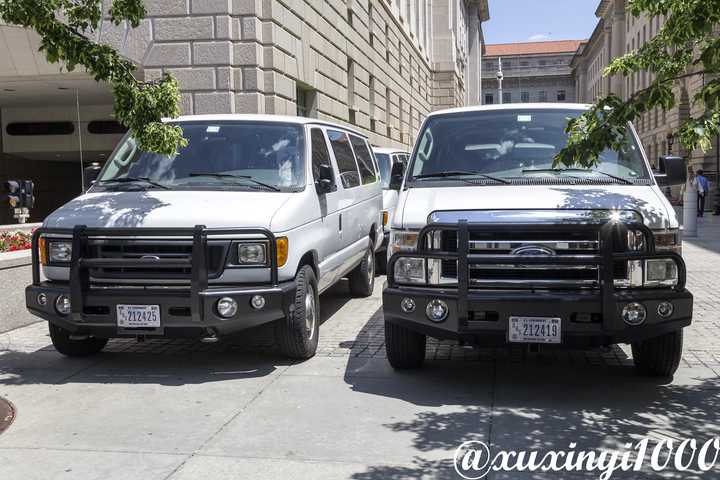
xmin=3 ymin=179 xmax=35 ymax=209
xmin=4 ymin=180 xmax=21 ymax=208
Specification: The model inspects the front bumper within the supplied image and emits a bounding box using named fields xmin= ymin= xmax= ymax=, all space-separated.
xmin=26 ymin=225 xmax=291 ymax=339
xmin=26 ymin=281 xmax=295 ymax=338
xmin=383 ymin=219 xmax=693 ymax=347
xmin=384 ymin=285 xmax=692 ymax=346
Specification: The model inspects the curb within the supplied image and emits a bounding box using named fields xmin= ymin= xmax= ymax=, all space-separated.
xmin=0 ymin=249 xmax=31 ymax=270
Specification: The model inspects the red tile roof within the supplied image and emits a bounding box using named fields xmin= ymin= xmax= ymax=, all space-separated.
xmin=485 ymin=40 xmax=586 ymax=57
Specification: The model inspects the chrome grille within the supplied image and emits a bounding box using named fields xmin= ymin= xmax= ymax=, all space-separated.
xmin=438 ymin=228 xmax=627 ymax=288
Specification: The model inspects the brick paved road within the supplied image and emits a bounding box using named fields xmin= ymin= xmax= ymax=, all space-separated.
xmin=0 ymin=216 xmax=718 ymax=479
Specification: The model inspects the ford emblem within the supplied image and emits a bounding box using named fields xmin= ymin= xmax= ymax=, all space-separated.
xmin=510 ymin=245 xmax=556 ymax=256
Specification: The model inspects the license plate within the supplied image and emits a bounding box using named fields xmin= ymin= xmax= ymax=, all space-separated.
xmin=116 ymin=305 xmax=161 ymax=328
xmin=508 ymin=316 xmax=561 ymax=344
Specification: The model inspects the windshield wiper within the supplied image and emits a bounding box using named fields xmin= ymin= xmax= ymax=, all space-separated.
xmin=188 ymin=173 xmax=281 ymax=192
xmin=99 ymin=177 xmax=169 ymax=190
xmin=522 ymin=168 xmax=634 ymax=185
xmin=414 ymin=170 xmax=510 ymax=184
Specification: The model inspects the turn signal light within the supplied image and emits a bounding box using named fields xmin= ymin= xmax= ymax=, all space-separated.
xmin=276 ymin=237 xmax=289 ymax=267
xmin=38 ymin=237 xmax=48 ymax=266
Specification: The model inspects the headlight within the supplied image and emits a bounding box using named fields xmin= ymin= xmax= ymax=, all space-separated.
xmin=644 ymin=259 xmax=678 ymax=287
xmin=237 ymin=243 xmax=266 ymax=265
xmin=394 ymin=257 xmax=426 ymax=284
xmin=48 ymin=241 xmax=72 ymax=263
xmin=389 ymin=230 xmax=419 ymax=255
xmin=654 ymin=230 xmax=681 ymax=253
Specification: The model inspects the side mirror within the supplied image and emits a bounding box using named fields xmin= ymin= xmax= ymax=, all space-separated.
xmin=389 ymin=161 xmax=405 ymax=190
xmin=654 ymin=156 xmax=686 ymax=186
xmin=315 ymin=163 xmax=334 ymax=195
xmin=83 ymin=163 xmax=102 ymax=191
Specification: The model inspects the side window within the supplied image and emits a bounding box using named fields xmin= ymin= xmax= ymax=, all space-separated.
xmin=349 ymin=135 xmax=377 ymax=185
xmin=327 ymin=130 xmax=360 ymax=188
xmin=311 ymin=128 xmax=336 ymax=190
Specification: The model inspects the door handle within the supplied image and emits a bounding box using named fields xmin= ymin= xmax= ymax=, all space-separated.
xmin=338 ymin=213 xmax=342 ymax=232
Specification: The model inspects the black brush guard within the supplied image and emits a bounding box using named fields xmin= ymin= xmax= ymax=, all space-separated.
xmin=31 ymin=225 xmax=279 ymax=324
xmin=387 ymin=220 xmax=687 ymax=333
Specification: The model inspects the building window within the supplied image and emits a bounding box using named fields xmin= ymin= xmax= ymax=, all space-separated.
xmin=6 ymin=122 xmax=74 ymax=136
xmin=502 ymin=92 xmax=511 ymax=104
xmin=520 ymin=60 xmax=529 ymax=67
xmin=521 ymin=91 xmax=530 ymax=103
xmin=484 ymin=93 xmax=494 ymax=104
xmin=296 ymin=85 xmax=316 ymax=117
xmin=538 ymin=59 xmax=547 ymax=66
xmin=538 ymin=91 xmax=547 ymax=102
xmin=557 ymin=90 xmax=566 ymax=102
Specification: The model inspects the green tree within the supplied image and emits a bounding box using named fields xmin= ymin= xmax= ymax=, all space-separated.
xmin=0 ymin=0 xmax=186 ymax=155
xmin=556 ymin=0 xmax=720 ymax=169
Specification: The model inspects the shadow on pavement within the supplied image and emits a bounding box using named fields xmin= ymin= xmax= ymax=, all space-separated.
xmin=0 ymin=282 xmax=356 ymax=387
xmin=343 ymin=311 xmax=720 ymax=479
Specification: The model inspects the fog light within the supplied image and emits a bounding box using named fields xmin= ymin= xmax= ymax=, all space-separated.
xmin=55 ymin=294 xmax=71 ymax=316
xmin=425 ymin=299 xmax=449 ymax=323
xmin=657 ymin=301 xmax=674 ymax=318
xmin=36 ymin=293 xmax=48 ymax=306
xmin=216 ymin=297 xmax=238 ymax=318
xmin=250 ymin=295 xmax=266 ymax=310
xmin=400 ymin=297 xmax=416 ymax=313
xmin=622 ymin=302 xmax=646 ymax=326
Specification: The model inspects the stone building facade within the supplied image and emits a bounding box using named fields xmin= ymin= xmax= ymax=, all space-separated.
xmin=0 ymin=0 xmax=489 ymax=223
xmin=481 ymin=40 xmax=583 ymax=105
xmin=573 ymin=0 xmax=717 ymax=177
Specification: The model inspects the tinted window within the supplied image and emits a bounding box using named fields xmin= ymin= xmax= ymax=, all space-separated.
xmin=327 ymin=130 xmax=360 ymax=188
xmin=349 ymin=135 xmax=377 ymax=184
xmin=311 ymin=128 xmax=336 ymax=190
xmin=99 ymin=122 xmax=306 ymax=190
xmin=376 ymin=153 xmax=391 ymax=188
xmin=409 ymin=109 xmax=649 ymax=181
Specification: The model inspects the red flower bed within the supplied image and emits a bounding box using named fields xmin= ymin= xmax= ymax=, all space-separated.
xmin=0 ymin=230 xmax=33 ymax=253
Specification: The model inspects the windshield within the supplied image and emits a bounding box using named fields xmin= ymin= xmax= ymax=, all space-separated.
xmin=375 ymin=153 xmax=392 ymax=188
xmin=98 ymin=121 xmax=306 ymax=191
xmin=409 ymin=109 xmax=649 ymax=183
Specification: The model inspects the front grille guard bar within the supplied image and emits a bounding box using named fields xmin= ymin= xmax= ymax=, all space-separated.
xmin=387 ymin=220 xmax=686 ymax=332
xmin=31 ymin=225 xmax=279 ymax=323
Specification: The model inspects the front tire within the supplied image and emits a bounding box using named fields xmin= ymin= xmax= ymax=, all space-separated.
xmin=349 ymin=243 xmax=375 ymax=297
xmin=275 ymin=265 xmax=319 ymax=360
xmin=49 ymin=323 xmax=108 ymax=357
xmin=385 ymin=320 xmax=426 ymax=369
xmin=631 ymin=330 xmax=683 ymax=377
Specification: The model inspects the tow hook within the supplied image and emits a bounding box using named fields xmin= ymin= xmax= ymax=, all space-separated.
xmin=200 ymin=329 xmax=219 ymax=344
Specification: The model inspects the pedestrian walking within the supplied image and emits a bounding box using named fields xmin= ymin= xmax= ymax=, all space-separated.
xmin=694 ymin=169 xmax=710 ymax=217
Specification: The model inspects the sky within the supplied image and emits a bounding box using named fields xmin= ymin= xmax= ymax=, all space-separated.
xmin=483 ymin=0 xmax=599 ymax=44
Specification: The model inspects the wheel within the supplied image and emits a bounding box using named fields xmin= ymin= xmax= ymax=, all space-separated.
xmin=375 ymin=250 xmax=388 ymax=275
xmin=385 ymin=320 xmax=426 ymax=369
xmin=631 ymin=330 xmax=683 ymax=377
xmin=275 ymin=265 xmax=319 ymax=360
xmin=349 ymin=243 xmax=375 ymax=297
xmin=49 ymin=323 xmax=108 ymax=357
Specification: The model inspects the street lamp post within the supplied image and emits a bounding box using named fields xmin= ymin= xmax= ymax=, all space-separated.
xmin=497 ymin=57 xmax=504 ymax=104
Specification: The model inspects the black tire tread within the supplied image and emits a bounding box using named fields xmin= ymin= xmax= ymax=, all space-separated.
xmin=385 ymin=320 xmax=426 ymax=369
xmin=49 ymin=323 xmax=108 ymax=357
xmin=275 ymin=265 xmax=319 ymax=360
xmin=632 ymin=330 xmax=683 ymax=377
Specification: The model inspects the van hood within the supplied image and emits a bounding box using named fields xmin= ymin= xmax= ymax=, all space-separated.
xmin=399 ymin=185 xmax=675 ymax=230
xmin=43 ymin=190 xmax=295 ymax=230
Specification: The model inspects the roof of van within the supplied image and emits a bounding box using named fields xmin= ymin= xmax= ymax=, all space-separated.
xmin=373 ymin=147 xmax=410 ymax=155
xmin=165 ymin=114 xmax=368 ymax=138
xmin=428 ymin=103 xmax=592 ymax=118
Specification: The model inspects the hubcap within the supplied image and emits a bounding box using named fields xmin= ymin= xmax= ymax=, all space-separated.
xmin=367 ymin=249 xmax=374 ymax=284
xmin=304 ymin=285 xmax=316 ymax=340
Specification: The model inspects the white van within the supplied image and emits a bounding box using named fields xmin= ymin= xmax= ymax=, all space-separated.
xmin=26 ymin=115 xmax=383 ymax=359
xmin=383 ymin=104 xmax=692 ymax=376
xmin=372 ymin=147 xmax=410 ymax=272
